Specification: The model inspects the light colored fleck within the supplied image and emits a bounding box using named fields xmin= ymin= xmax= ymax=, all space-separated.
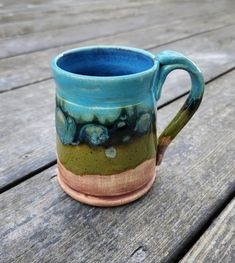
xmin=122 ymin=135 xmax=130 ymax=143
xmin=117 ymin=121 xmax=126 ymax=128
xmin=105 ymin=147 xmax=117 ymax=158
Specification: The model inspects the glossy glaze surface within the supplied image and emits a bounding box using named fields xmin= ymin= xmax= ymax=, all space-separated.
xmin=52 ymin=46 xmax=204 ymax=206
xmin=52 ymin=46 xmax=158 ymax=175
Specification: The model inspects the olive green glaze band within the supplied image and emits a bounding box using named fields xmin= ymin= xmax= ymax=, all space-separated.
xmin=57 ymin=131 xmax=157 ymax=175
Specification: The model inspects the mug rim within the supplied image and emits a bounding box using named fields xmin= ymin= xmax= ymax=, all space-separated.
xmin=51 ymin=45 xmax=159 ymax=81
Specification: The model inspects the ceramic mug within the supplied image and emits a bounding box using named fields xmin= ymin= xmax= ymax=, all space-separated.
xmin=52 ymin=46 xmax=204 ymax=207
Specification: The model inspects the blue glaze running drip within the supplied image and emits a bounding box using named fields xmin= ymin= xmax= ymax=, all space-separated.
xmin=79 ymin=124 xmax=109 ymax=147
xmin=55 ymin=96 xmax=155 ymax=147
xmin=56 ymin=108 xmax=76 ymax=145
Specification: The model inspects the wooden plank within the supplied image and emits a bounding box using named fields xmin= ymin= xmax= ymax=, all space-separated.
xmin=0 ymin=0 xmax=229 ymax=27
xmin=0 ymin=1 xmax=157 ymax=39
xmin=0 ymin=70 xmax=235 ymax=263
xmin=0 ymin=0 xmax=134 ymax=17
xmin=181 ymin=198 xmax=235 ymax=263
xmin=0 ymin=25 xmax=235 ymax=191
xmin=1 ymin=0 xmax=234 ymax=58
xmin=0 ymin=0 xmax=111 ymax=18
xmin=0 ymin=80 xmax=55 ymax=191
xmin=1 ymin=14 xmax=234 ymax=93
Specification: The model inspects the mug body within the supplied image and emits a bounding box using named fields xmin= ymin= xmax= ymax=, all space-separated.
xmin=52 ymin=46 xmax=159 ymax=206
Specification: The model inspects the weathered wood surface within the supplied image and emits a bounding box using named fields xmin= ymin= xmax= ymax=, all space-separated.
xmin=0 ymin=0 xmax=153 ymax=23
xmin=1 ymin=24 xmax=235 ymax=191
xmin=1 ymin=13 xmax=235 ymax=92
xmin=0 ymin=1 xmax=154 ymax=26
xmin=181 ymin=198 xmax=235 ymax=263
xmin=1 ymin=0 xmax=234 ymax=58
xmin=1 ymin=1 xmax=235 ymax=261
xmin=0 ymin=81 xmax=55 ymax=191
xmin=0 ymin=1 xmax=156 ymax=38
xmin=0 ymin=0 xmax=113 ymax=17
xmin=1 ymin=69 xmax=234 ymax=263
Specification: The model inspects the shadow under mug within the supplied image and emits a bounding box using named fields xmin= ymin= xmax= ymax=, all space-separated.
xmin=51 ymin=45 xmax=204 ymax=207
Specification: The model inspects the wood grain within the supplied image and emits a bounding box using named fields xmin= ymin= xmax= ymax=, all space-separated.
xmin=1 ymin=25 xmax=235 ymax=191
xmin=0 ymin=80 xmax=55 ymax=191
xmin=0 ymin=0 xmax=154 ymax=25
xmin=0 ymin=0 xmax=234 ymax=58
xmin=181 ymin=198 xmax=235 ymax=263
xmin=1 ymin=12 xmax=234 ymax=92
xmin=0 ymin=69 xmax=234 ymax=263
xmin=0 ymin=1 xmax=156 ymax=38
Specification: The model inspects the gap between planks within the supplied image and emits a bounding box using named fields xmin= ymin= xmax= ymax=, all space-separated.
xmin=0 ymin=22 xmax=234 ymax=95
xmin=158 ymin=66 xmax=235 ymax=110
xmin=0 ymin=1 xmax=157 ymax=37
xmin=1 ymin=1 xmax=234 ymax=59
xmin=168 ymin=187 xmax=235 ymax=262
xmin=180 ymin=196 xmax=235 ymax=263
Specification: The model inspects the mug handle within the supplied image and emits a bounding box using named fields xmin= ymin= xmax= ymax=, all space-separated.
xmin=154 ymin=51 xmax=205 ymax=165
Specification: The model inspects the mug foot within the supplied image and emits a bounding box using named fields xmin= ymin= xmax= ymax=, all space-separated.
xmin=57 ymin=171 xmax=156 ymax=207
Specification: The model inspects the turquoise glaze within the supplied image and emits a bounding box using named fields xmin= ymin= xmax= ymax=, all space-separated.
xmin=52 ymin=45 xmax=204 ymax=167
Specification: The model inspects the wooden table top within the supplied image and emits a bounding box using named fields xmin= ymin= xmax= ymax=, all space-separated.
xmin=0 ymin=0 xmax=234 ymax=262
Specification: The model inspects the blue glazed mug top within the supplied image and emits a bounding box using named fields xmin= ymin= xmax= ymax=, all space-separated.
xmin=52 ymin=46 xmax=159 ymax=105
xmin=52 ymin=45 xmax=204 ymax=206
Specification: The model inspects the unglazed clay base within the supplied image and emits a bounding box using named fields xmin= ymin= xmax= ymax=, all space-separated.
xmin=57 ymin=158 xmax=156 ymax=207
xmin=58 ymin=170 xmax=156 ymax=207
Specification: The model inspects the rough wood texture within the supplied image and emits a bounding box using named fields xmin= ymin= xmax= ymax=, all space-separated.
xmin=0 ymin=69 xmax=234 ymax=263
xmin=0 ymin=0 xmax=154 ymax=27
xmin=1 ymin=12 xmax=234 ymax=92
xmin=0 ymin=1 xmax=156 ymax=38
xmin=181 ymin=198 xmax=235 ymax=263
xmin=0 ymin=80 xmax=55 ymax=191
xmin=1 ymin=25 xmax=235 ymax=191
xmin=0 ymin=1 xmax=154 ymax=27
xmin=0 ymin=0 xmax=234 ymax=58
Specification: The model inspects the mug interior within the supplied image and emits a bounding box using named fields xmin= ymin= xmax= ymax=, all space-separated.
xmin=56 ymin=47 xmax=154 ymax=77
